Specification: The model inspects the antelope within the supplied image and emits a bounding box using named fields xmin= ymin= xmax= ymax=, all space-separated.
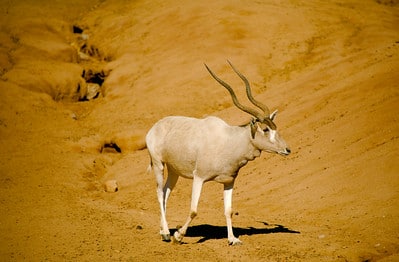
xmin=145 ymin=61 xmax=290 ymax=245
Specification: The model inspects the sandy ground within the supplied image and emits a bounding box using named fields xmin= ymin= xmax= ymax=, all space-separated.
xmin=0 ymin=0 xmax=398 ymax=261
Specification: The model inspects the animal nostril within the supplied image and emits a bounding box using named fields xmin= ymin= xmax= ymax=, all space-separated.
xmin=286 ymin=148 xmax=291 ymax=154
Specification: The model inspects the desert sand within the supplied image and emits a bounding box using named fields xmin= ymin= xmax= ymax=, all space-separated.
xmin=0 ymin=0 xmax=398 ymax=261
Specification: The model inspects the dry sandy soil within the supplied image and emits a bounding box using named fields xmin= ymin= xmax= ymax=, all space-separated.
xmin=1 ymin=0 xmax=398 ymax=261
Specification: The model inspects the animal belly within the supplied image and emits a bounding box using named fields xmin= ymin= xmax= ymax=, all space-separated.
xmin=165 ymin=162 xmax=194 ymax=179
xmin=163 ymin=146 xmax=197 ymax=179
xmin=213 ymin=174 xmax=235 ymax=184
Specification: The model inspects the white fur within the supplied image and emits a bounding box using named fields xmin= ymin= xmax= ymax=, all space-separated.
xmin=270 ymin=129 xmax=277 ymax=142
xmin=146 ymin=115 xmax=290 ymax=245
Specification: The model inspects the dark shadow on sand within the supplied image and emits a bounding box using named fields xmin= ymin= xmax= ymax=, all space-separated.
xmin=171 ymin=221 xmax=300 ymax=243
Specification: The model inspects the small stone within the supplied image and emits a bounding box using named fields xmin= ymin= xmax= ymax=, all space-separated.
xmin=80 ymin=33 xmax=89 ymax=41
xmin=86 ymin=83 xmax=100 ymax=100
xmin=104 ymin=180 xmax=118 ymax=192
xmin=70 ymin=113 xmax=77 ymax=120
xmin=78 ymin=51 xmax=91 ymax=60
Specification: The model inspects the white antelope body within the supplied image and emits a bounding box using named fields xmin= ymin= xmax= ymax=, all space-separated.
xmin=146 ymin=61 xmax=290 ymax=245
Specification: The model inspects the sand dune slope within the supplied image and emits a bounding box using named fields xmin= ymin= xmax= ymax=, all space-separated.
xmin=0 ymin=0 xmax=398 ymax=261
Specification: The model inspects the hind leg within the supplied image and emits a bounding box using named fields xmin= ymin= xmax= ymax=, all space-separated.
xmin=163 ymin=168 xmax=179 ymax=213
xmin=153 ymin=161 xmax=170 ymax=241
xmin=160 ymin=169 xmax=179 ymax=241
xmin=155 ymin=163 xmax=179 ymax=242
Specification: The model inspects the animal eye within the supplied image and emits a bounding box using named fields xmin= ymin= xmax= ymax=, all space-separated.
xmin=263 ymin=128 xmax=269 ymax=133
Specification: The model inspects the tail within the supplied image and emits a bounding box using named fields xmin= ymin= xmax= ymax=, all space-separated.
xmin=146 ymin=160 xmax=153 ymax=174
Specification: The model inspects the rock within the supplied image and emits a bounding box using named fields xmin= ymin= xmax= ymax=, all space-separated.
xmin=78 ymin=51 xmax=91 ymax=60
xmin=86 ymin=83 xmax=100 ymax=100
xmin=70 ymin=112 xmax=77 ymax=120
xmin=104 ymin=180 xmax=118 ymax=193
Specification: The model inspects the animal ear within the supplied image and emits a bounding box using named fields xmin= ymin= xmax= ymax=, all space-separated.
xmin=250 ymin=118 xmax=257 ymax=139
xmin=270 ymin=109 xmax=278 ymax=121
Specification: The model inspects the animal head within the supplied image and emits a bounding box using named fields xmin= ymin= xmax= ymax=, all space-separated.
xmin=249 ymin=110 xmax=291 ymax=155
xmin=205 ymin=61 xmax=291 ymax=156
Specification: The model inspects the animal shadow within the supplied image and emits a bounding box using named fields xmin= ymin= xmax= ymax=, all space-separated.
xmin=171 ymin=221 xmax=300 ymax=244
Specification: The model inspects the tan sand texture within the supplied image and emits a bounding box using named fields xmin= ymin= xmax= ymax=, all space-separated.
xmin=0 ymin=0 xmax=398 ymax=261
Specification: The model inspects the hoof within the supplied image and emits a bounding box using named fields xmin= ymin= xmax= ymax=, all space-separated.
xmin=228 ymin=238 xmax=242 ymax=246
xmin=161 ymin=234 xmax=171 ymax=242
xmin=172 ymin=230 xmax=183 ymax=244
xmin=171 ymin=236 xmax=182 ymax=244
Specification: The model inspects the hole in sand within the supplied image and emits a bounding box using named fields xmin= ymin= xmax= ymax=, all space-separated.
xmin=101 ymin=142 xmax=121 ymax=153
xmin=83 ymin=69 xmax=106 ymax=86
xmin=72 ymin=25 xmax=84 ymax=34
xmin=77 ymin=69 xmax=108 ymax=101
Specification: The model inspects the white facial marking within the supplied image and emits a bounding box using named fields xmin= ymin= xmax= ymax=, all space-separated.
xmin=269 ymin=129 xmax=276 ymax=142
xmin=257 ymin=125 xmax=264 ymax=134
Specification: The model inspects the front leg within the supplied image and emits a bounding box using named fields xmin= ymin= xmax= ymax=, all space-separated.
xmin=224 ymin=183 xmax=242 ymax=245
